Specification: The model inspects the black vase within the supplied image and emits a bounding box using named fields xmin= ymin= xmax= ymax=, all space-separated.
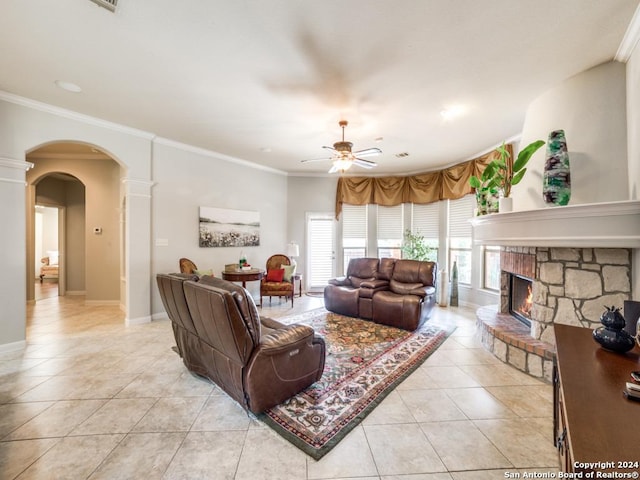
xmin=593 ymin=306 xmax=635 ymax=353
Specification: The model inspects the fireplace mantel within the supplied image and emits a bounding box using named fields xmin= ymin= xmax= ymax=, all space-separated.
xmin=469 ymin=200 xmax=640 ymax=248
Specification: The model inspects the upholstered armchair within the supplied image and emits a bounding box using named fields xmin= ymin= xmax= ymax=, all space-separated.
xmin=179 ymin=258 xmax=198 ymax=274
xmin=260 ymin=254 xmax=295 ymax=307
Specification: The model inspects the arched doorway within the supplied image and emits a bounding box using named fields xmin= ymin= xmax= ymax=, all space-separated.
xmin=26 ymin=142 xmax=123 ymax=307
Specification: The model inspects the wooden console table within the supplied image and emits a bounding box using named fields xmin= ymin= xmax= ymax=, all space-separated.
xmin=554 ymin=324 xmax=640 ymax=474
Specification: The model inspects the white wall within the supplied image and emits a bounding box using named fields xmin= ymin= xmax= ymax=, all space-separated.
xmin=287 ymin=175 xmax=338 ymax=284
xmin=516 ymin=61 xmax=629 ymax=210
xmin=150 ymin=141 xmax=288 ymax=315
xmin=627 ymin=42 xmax=640 ymax=300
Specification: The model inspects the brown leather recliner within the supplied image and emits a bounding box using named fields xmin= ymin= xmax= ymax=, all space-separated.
xmin=323 ymin=257 xmax=381 ymax=318
xmin=157 ymin=273 xmax=326 ymax=413
xmin=372 ymin=259 xmax=437 ymax=331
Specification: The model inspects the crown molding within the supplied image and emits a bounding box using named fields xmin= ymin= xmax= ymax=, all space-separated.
xmin=153 ymin=137 xmax=287 ymax=176
xmin=0 ymin=90 xmax=156 ymax=140
xmin=0 ymin=157 xmax=34 ymax=170
xmin=616 ymin=3 xmax=640 ymax=62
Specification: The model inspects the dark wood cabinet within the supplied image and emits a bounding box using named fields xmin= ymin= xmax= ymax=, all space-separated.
xmin=553 ymin=324 xmax=640 ymax=474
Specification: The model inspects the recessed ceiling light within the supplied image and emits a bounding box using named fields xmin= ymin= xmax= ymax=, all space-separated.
xmin=55 ymin=80 xmax=82 ymax=93
xmin=375 ymin=137 xmax=384 ymax=142
xmin=440 ymin=105 xmax=466 ymax=121
xmin=395 ymin=152 xmax=410 ymax=158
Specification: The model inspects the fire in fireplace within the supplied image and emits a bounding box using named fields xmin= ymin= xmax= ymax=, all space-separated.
xmin=509 ymin=274 xmax=533 ymax=327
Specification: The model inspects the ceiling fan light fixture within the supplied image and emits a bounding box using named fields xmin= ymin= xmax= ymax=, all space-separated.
xmin=331 ymin=157 xmax=353 ymax=173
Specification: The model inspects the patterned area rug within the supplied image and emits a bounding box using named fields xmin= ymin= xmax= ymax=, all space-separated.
xmin=259 ymin=308 xmax=456 ymax=460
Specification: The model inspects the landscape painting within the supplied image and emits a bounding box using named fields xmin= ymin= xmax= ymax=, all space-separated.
xmin=199 ymin=206 xmax=260 ymax=247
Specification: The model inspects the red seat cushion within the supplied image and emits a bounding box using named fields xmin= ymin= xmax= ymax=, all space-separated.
xmin=266 ymin=268 xmax=285 ymax=282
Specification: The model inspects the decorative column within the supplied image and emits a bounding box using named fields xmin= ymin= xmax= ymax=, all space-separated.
xmin=0 ymin=157 xmax=34 ymax=351
xmin=122 ymin=177 xmax=154 ymax=326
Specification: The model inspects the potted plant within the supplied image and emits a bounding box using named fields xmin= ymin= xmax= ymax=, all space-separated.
xmin=470 ymin=140 xmax=545 ymax=213
xmin=469 ymin=163 xmax=499 ymax=215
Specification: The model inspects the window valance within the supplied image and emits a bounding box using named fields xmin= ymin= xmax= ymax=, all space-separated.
xmin=334 ymin=145 xmax=511 ymax=219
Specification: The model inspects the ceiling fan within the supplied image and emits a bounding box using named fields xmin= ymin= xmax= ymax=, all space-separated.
xmin=301 ymin=120 xmax=382 ymax=173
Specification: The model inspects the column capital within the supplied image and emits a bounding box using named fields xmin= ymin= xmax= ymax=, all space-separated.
xmin=121 ymin=177 xmax=154 ymax=198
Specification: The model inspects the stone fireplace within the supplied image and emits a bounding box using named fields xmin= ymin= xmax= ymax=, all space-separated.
xmin=470 ymin=200 xmax=640 ymax=382
xmin=501 ymin=246 xmax=631 ymax=344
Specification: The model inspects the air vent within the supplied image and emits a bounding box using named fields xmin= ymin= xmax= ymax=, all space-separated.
xmin=89 ymin=0 xmax=117 ymax=12
xmin=395 ymin=152 xmax=410 ymax=158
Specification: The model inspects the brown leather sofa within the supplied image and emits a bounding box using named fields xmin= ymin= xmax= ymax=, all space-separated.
xmin=157 ymin=273 xmax=326 ymax=413
xmin=324 ymin=257 xmax=437 ymax=331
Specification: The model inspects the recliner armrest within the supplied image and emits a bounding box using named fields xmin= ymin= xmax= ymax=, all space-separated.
xmin=328 ymin=276 xmax=351 ymax=286
xmin=359 ymin=279 xmax=389 ymax=289
xmin=260 ymin=316 xmax=286 ymax=330
xmin=406 ymin=285 xmax=436 ymax=297
xmin=258 ymin=324 xmax=316 ymax=355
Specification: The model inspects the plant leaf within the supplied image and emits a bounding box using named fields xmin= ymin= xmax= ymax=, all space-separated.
xmin=513 ymin=140 xmax=545 ymax=171
xmin=469 ymin=176 xmax=481 ymax=188
xmin=511 ymin=168 xmax=527 ymax=185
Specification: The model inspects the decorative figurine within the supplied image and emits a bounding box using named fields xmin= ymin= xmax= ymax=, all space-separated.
xmin=593 ymin=306 xmax=635 ymax=353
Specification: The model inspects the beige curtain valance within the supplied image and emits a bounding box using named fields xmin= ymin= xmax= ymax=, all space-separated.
xmin=334 ymin=145 xmax=511 ymax=219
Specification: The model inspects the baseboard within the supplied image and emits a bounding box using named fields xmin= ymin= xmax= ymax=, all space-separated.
xmin=0 ymin=340 xmax=26 ymax=353
xmin=125 ymin=315 xmax=152 ymax=326
xmin=152 ymin=312 xmax=169 ymax=321
xmin=65 ymin=290 xmax=86 ymax=296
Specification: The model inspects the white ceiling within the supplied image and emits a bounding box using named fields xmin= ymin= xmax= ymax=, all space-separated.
xmin=2 ymin=0 xmax=639 ymax=175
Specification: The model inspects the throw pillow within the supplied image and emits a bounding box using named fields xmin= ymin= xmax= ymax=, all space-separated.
xmin=266 ymin=268 xmax=285 ymax=282
xmin=280 ymin=264 xmax=296 ymax=282
xmin=194 ymin=269 xmax=214 ymax=277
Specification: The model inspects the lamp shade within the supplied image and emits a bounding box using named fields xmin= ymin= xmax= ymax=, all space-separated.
xmin=287 ymin=242 xmax=299 ymax=258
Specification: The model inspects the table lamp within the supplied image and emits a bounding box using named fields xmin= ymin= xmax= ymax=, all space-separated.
xmin=286 ymin=242 xmax=299 ymax=266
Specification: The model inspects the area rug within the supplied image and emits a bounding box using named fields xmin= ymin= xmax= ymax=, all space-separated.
xmin=259 ymin=308 xmax=456 ymax=459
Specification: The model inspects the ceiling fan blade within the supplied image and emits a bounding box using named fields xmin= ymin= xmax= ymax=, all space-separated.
xmin=322 ymin=145 xmax=338 ymax=153
xmin=352 ymin=147 xmax=381 ymax=157
xmin=300 ymin=157 xmax=332 ymax=163
xmin=328 ymin=163 xmax=340 ymax=174
xmin=353 ymin=158 xmax=377 ymax=168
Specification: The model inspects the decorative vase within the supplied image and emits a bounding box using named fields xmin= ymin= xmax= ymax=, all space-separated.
xmin=498 ymin=196 xmax=513 ymax=213
xmin=592 ymin=306 xmax=635 ymax=353
xmin=542 ymin=129 xmax=571 ymax=206
xmin=475 ymin=186 xmax=499 ymax=215
xmin=449 ymin=261 xmax=459 ymax=307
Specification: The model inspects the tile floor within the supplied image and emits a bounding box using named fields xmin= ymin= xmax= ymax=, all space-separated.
xmin=0 ymin=292 xmax=559 ymax=479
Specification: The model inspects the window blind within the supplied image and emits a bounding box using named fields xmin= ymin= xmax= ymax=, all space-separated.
xmin=377 ymin=205 xmax=404 ymax=240
xmin=449 ymin=195 xmax=474 ymax=237
xmin=308 ymin=217 xmax=334 ymax=286
xmin=411 ymin=202 xmax=439 ymax=239
xmin=342 ymin=204 xmax=367 ymax=243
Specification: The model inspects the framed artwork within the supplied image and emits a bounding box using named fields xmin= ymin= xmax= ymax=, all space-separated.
xmin=199 ymin=206 xmax=260 ymax=247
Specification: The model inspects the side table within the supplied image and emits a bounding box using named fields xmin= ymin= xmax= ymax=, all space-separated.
xmin=292 ymin=273 xmax=303 ymax=297
xmin=221 ymin=268 xmax=265 ymax=305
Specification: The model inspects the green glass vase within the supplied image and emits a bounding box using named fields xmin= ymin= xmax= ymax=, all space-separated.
xmin=542 ymin=130 xmax=571 ymax=206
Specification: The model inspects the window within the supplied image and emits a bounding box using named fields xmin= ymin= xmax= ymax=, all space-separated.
xmin=342 ymin=204 xmax=367 ymax=272
xmin=377 ymin=205 xmax=403 ymax=259
xmin=411 ymin=202 xmax=439 ymax=260
xmin=449 ymin=195 xmax=474 ymax=285
xmin=484 ymin=246 xmax=501 ymax=290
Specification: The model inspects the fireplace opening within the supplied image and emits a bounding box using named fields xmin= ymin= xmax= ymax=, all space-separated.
xmin=509 ymin=274 xmax=533 ymax=327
